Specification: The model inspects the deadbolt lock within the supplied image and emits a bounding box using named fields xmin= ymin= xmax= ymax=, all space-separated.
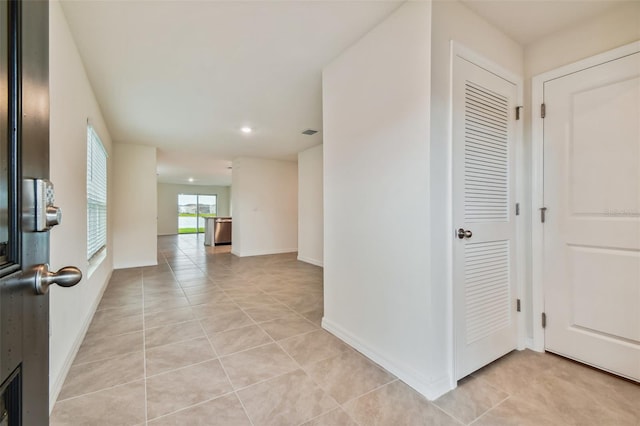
xmin=23 ymin=178 xmax=62 ymax=232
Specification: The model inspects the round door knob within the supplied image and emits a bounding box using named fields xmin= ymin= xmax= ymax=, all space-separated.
xmin=8 ymin=264 xmax=82 ymax=295
xmin=457 ymin=228 xmax=473 ymax=239
xmin=31 ymin=264 xmax=82 ymax=295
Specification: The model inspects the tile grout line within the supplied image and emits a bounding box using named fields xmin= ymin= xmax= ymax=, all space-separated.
xmin=428 ymin=396 xmax=468 ymax=425
xmin=264 ymin=271 xmax=357 ymax=426
xmin=229 ymin=367 xmax=310 ymax=394
xmin=249 ymin=270 xmax=394 ymax=425
xmin=69 ymin=346 xmax=143 ymax=369
xmin=255 ymin=290 xmax=321 ymax=328
xmin=176 ymin=243 xmax=257 ymax=425
xmin=337 ymin=377 xmax=400 ymax=410
xmin=135 ymin=238 xmax=327 ymax=424
xmin=145 ymin=256 xmax=202 ymax=358
xmin=469 ymin=371 xmax=512 ymax=397
xmin=146 ymin=355 xmax=219 ymax=379
xmin=446 ymin=374 xmax=514 ymax=425
xmin=260 ymin=282 xmax=324 ymax=324
xmin=148 ymin=242 xmax=206 ymax=424
xmin=295 ymin=408 xmax=338 ymax=426
xmin=144 ymin=249 xmax=185 ymax=424
xmin=197 ymin=308 xmax=257 ymax=426
xmin=222 ymin=281 xmax=317 ymax=422
xmin=234 ymin=283 xmax=342 ymax=425
xmin=215 ymin=337 xmax=276 ymax=358
xmin=468 ymin=394 xmax=512 ymax=426
xmin=144 ymin=319 xmax=204 ymax=342
xmin=54 ymin=377 xmax=146 ymax=404
xmin=57 ymin=277 xmax=146 ymax=403
xmin=144 ymin=335 xmax=214 ymax=367
xmin=141 ymin=268 xmax=149 ymax=425
xmin=144 ymin=389 xmax=238 ymax=423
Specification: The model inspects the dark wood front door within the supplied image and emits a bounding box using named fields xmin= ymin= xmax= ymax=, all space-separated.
xmin=0 ymin=1 xmax=53 ymax=423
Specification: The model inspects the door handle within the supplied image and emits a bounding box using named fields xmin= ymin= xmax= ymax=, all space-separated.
xmin=11 ymin=264 xmax=82 ymax=295
xmin=457 ymin=228 xmax=473 ymax=239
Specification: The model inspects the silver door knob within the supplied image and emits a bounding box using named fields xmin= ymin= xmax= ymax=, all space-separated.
xmin=457 ymin=228 xmax=473 ymax=239
xmin=15 ymin=264 xmax=82 ymax=295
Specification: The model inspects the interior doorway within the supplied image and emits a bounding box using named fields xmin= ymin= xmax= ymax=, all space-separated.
xmin=178 ymin=194 xmax=217 ymax=234
xmin=452 ymin=44 xmax=522 ymax=380
xmin=534 ymin=42 xmax=640 ymax=382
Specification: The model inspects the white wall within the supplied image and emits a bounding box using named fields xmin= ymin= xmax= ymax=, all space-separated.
xmin=429 ymin=0 xmax=524 ymax=384
xmin=113 ymin=144 xmax=158 ymax=268
xmin=524 ymin=2 xmax=640 ymax=79
xmin=297 ymin=145 xmax=323 ymax=267
xmin=49 ymin=0 xmax=114 ymax=410
xmin=157 ymin=183 xmax=231 ymax=235
xmin=323 ymin=1 xmax=441 ymax=398
xmin=231 ymin=157 xmax=298 ymax=257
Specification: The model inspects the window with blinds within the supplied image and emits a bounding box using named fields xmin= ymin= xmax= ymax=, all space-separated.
xmin=87 ymin=125 xmax=107 ymax=261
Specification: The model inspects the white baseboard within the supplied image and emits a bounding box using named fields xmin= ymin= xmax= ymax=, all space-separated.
xmin=322 ymin=318 xmax=453 ymax=400
xmin=49 ymin=269 xmax=113 ymax=413
xmin=113 ymin=259 xmax=158 ymax=269
xmin=232 ymin=248 xmax=298 ymax=257
xmin=525 ymin=337 xmax=539 ymax=351
xmin=297 ymin=255 xmax=323 ymax=267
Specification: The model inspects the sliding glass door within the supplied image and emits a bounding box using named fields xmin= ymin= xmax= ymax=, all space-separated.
xmin=178 ymin=193 xmax=217 ymax=234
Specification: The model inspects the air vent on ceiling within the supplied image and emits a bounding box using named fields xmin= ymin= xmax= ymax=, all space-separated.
xmin=302 ymin=129 xmax=318 ymax=135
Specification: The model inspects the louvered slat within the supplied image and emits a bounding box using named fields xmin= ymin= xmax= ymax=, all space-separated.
xmin=465 ymin=240 xmax=511 ymax=344
xmin=464 ymin=82 xmax=509 ymax=222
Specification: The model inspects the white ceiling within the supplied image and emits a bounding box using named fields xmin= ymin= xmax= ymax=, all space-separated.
xmin=60 ymin=0 xmax=627 ymax=186
xmin=460 ymin=0 xmax=627 ymax=45
xmin=60 ymin=0 xmax=403 ymax=186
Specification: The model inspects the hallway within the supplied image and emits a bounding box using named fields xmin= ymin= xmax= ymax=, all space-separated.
xmin=51 ymin=236 xmax=639 ymax=425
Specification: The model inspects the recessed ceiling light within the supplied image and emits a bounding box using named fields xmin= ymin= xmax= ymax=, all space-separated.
xmin=302 ymin=129 xmax=318 ymax=135
xmin=188 ymin=177 xmax=194 ymax=182
xmin=241 ymin=126 xmax=252 ymax=134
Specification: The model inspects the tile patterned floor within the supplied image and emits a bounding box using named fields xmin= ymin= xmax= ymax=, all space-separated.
xmin=51 ymin=235 xmax=640 ymax=425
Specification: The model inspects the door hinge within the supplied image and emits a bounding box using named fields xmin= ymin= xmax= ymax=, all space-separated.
xmin=540 ymin=207 xmax=547 ymax=223
xmin=515 ymin=106 xmax=523 ymax=120
xmin=515 ymin=203 xmax=520 ymax=216
xmin=542 ymin=312 xmax=547 ymax=328
xmin=541 ymin=103 xmax=546 ymax=118
xmin=516 ymin=299 xmax=521 ymax=312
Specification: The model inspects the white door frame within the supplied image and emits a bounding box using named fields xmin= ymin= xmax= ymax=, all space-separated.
xmin=530 ymin=40 xmax=640 ymax=352
xmin=450 ymin=42 xmax=525 ymax=382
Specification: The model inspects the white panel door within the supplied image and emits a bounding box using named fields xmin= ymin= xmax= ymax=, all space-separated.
xmin=544 ymin=52 xmax=640 ymax=381
xmin=453 ymin=55 xmax=518 ymax=379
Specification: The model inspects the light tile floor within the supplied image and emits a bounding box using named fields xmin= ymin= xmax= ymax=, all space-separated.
xmin=51 ymin=235 xmax=639 ymax=425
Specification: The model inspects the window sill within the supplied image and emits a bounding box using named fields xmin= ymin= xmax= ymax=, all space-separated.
xmin=87 ymin=249 xmax=107 ymax=279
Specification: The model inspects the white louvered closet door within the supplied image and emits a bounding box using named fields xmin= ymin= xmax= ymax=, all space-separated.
xmin=452 ymin=54 xmax=518 ymax=380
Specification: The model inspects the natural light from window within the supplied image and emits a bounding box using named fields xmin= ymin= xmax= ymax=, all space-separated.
xmin=178 ymin=194 xmax=217 ymax=234
xmin=87 ymin=125 xmax=108 ymax=261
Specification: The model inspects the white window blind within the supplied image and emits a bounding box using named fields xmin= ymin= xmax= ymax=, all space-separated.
xmin=87 ymin=125 xmax=107 ymax=261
